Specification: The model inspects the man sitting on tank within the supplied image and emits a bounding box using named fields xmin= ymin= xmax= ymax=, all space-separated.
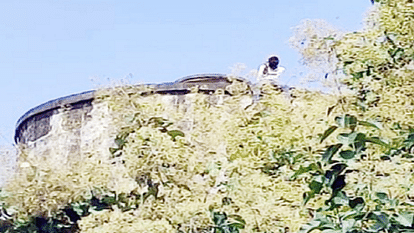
xmin=257 ymin=55 xmax=285 ymax=84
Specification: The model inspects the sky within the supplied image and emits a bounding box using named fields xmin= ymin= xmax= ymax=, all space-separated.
xmin=0 ymin=0 xmax=372 ymax=146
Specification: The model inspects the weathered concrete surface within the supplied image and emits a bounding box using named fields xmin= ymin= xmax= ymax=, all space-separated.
xmin=15 ymin=74 xmax=248 ymax=143
xmin=0 ymin=146 xmax=17 ymax=187
xmin=13 ymin=74 xmax=252 ymax=165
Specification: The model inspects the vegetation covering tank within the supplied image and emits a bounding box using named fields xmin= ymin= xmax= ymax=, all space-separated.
xmin=2 ymin=1 xmax=414 ymax=232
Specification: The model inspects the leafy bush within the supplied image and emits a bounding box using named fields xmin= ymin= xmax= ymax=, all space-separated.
xmin=2 ymin=1 xmax=414 ymax=232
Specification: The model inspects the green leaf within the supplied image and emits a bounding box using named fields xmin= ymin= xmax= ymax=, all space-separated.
xmin=349 ymin=197 xmax=365 ymax=210
xmin=339 ymin=150 xmax=356 ymax=159
xmin=338 ymin=133 xmax=368 ymax=152
xmin=353 ymin=133 xmax=367 ymax=152
xmin=352 ymin=71 xmax=364 ymax=80
xmin=228 ymin=214 xmax=246 ymax=229
xmin=167 ymin=130 xmax=185 ymax=140
xmin=370 ymin=212 xmax=390 ymax=231
xmin=320 ymin=126 xmax=338 ymax=143
xmin=404 ymin=134 xmax=414 ymax=148
xmin=389 ymin=198 xmax=399 ymax=209
xmin=149 ymin=117 xmax=167 ymax=127
xmin=293 ymin=163 xmax=321 ymax=178
xmin=115 ymin=138 xmax=127 ymax=148
xmin=109 ymin=147 xmax=118 ymax=154
xmin=358 ymin=120 xmax=382 ymax=129
xmin=366 ymin=137 xmax=390 ymax=148
xmin=309 ymin=175 xmax=325 ymax=195
xmin=227 ymin=223 xmax=245 ymax=231
xmin=376 ymin=192 xmax=388 ymax=200
xmin=298 ymin=219 xmax=322 ymax=233
xmin=71 ymin=203 xmax=89 ymax=216
xmin=102 ymin=195 xmax=117 ymax=205
xmin=394 ymin=212 xmax=414 ymax=227
xmin=321 ymin=230 xmax=341 ymax=233
xmin=337 ymin=132 xmax=358 ymax=146
xmin=335 ymin=114 xmax=357 ymax=130
xmin=322 ymin=144 xmax=342 ymax=163
xmin=332 ymin=192 xmax=348 ymax=206
xmin=229 ymin=215 xmax=246 ymax=224
xmin=345 ymin=114 xmax=357 ymax=131
xmin=213 ymin=212 xmax=227 ymax=226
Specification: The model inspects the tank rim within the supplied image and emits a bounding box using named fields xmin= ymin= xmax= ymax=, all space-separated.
xmin=14 ymin=73 xmax=240 ymax=143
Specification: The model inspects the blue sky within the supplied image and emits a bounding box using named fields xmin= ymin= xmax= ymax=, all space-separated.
xmin=0 ymin=0 xmax=371 ymax=145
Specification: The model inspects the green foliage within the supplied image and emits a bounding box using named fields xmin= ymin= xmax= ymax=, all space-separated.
xmin=298 ymin=114 xmax=414 ymax=232
xmin=289 ymin=1 xmax=414 ymax=232
xmin=2 ymin=1 xmax=414 ymax=232
xmin=3 ymin=84 xmax=328 ymax=232
xmin=208 ymin=211 xmax=246 ymax=233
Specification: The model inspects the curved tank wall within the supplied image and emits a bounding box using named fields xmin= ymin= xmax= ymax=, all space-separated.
xmin=14 ymin=74 xmax=253 ymax=164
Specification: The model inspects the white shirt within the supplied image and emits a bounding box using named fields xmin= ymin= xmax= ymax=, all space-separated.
xmin=257 ymin=63 xmax=285 ymax=83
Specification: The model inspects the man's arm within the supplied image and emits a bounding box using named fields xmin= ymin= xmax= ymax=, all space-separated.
xmin=276 ymin=67 xmax=285 ymax=77
xmin=257 ymin=64 xmax=267 ymax=81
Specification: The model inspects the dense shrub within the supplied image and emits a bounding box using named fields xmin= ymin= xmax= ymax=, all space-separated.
xmin=2 ymin=1 xmax=414 ymax=232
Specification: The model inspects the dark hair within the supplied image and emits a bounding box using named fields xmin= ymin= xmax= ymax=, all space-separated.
xmin=268 ymin=56 xmax=279 ymax=63
xmin=268 ymin=56 xmax=279 ymax=69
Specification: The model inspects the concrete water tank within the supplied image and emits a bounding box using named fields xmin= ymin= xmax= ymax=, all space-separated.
xmin=14 ymin=74 xmax=252 ymax=164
